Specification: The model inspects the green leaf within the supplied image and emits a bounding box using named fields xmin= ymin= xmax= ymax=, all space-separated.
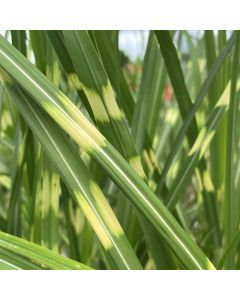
xmin=92 ymin=30 xmax=135 ymax=124
xmin=166 ymin=80 xmax=235 ymax=211
xmin=223 ymin=31 xmax=240 ymax=268
xmin=0 ymin=231 xmax=91 ymax=270
xmin=29 ymin=31 xmax=47 ymax=74
xmin=154 ymin=30 xmax=198 ymax=144
xmin=132 ymin=31 xmax=165 ymax=153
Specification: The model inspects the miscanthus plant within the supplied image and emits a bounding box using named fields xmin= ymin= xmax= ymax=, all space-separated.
xmin=0 ymin=30 xmax=239 ymax=270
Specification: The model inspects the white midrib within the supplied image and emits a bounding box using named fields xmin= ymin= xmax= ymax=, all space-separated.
xmin=0 ymin=258 xmax=21 ymax=270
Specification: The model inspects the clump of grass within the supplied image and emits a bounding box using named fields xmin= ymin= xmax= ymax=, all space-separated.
xmin=0 ymin=30 xmax=239 ymax=270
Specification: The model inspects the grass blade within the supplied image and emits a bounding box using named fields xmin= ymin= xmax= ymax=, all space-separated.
xmin=166 ymin=81 xmax=235 ymax=210
xmin=155 ymin=30 xmax=198 ymax=144
xmin=223 ymin=31 xmax=240 ymax=268
xmin=0 ymin=231 xmax=91 ymax=270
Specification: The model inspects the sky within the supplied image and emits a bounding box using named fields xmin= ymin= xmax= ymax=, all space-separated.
xmin=119 ymin=30 xmax=149 ymax=61
xmin=118 ymin=30 xmax=205 ymax=61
